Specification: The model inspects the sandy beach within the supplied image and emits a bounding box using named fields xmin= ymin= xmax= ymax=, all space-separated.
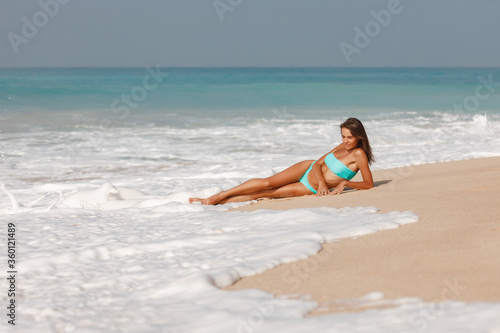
xmin=227 ymin=156 xmax=500 ymax=315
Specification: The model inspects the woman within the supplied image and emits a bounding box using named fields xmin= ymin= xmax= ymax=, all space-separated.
xmin=189 ymin=118 xmax=374 ymax=205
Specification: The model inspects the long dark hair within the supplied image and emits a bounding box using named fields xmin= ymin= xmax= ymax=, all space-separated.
xmin=340 ymin=118 xmax=374 ymax=165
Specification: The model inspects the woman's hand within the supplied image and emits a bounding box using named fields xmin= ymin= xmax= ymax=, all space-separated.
xmin=315 ymin=183 xmax=330 ymax=196
xmin=330 ymin=181 xmax=347 ymax=195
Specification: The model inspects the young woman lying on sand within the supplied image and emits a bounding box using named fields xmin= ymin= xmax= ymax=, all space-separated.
xmin=189 ymin=118 xmax=374 ymax=205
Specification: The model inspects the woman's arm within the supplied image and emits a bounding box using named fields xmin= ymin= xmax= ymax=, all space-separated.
xmin=311 ymin=158 xmax=328 ymax=196
xmin=312 ymin=147 xmax=340 ymax=196
xmin=330 ymin=148 xmax=374 ymax=195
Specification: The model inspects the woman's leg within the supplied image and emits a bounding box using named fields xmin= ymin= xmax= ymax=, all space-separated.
xmin=189 ymin=160 xmax=313 ymax=205
xmin=219 ymin=182 xmax=313 ymax=204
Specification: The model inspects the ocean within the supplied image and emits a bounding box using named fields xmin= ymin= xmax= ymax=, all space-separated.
xmin=1 ymin=67 xmax=500 ymax=332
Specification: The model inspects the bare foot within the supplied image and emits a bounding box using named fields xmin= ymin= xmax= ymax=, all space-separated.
xmin=189 ymin=193 xmax=225 ymax=205
xmin=201 ymin=193 xmax=225 ymax=205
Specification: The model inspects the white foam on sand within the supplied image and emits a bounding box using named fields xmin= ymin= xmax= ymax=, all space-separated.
xmin=0 ymin=182 xmax=424 ymax=332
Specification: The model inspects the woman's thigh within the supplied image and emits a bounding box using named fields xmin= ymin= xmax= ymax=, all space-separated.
xmin=259 ymin=181 xmax=313 ymax=199
xmin=266 ymin=160 xmax=314 ymax=188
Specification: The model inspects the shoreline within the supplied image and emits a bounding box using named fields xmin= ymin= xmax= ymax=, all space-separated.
xmin=226 ymin=157 xmax=500 ymax=314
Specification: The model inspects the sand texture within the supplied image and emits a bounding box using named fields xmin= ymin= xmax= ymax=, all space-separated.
xmin=226 ymin=157 xmax=500 ymax=314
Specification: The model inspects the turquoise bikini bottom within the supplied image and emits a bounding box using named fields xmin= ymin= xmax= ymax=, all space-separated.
xmin=299 ymin=161 xmax=318 ymax=194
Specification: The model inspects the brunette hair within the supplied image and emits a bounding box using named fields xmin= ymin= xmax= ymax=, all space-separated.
xmin=340 ymin=118 xmax=374 ymax=165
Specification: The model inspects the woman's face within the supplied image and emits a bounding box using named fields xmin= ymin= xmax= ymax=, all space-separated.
xmin=341 ymin=127 xmax=359 ymax=150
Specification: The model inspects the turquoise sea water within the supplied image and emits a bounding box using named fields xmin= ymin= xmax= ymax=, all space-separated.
xmin=1 ymin=67 xmax=500 ymax=131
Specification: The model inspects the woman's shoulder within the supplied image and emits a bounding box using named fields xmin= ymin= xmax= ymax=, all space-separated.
xmin=352 ymin=148 xmax=368 ymax=160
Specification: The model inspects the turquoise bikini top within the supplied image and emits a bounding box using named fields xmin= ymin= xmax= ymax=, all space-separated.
xmin=324 ymin=153 xmax=357 ymax=180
